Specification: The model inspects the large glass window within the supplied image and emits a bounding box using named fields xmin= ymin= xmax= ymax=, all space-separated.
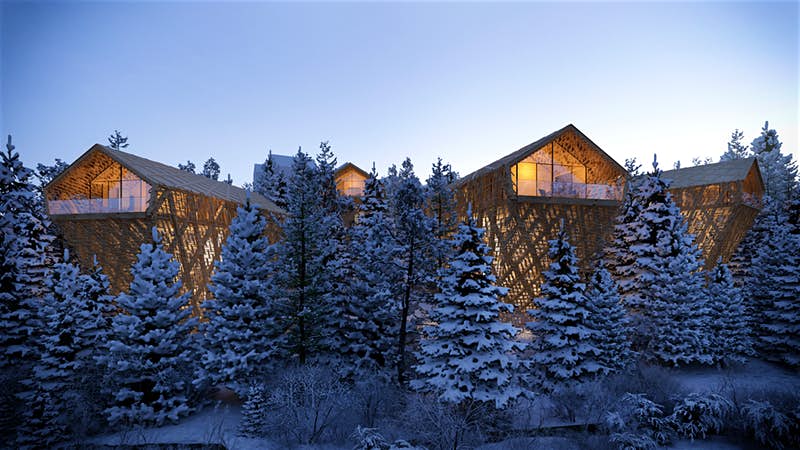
xmin=336 ymin=168 xmax=367 ymax=197
xmin=49 ymin=162 xmax=150 ymax=214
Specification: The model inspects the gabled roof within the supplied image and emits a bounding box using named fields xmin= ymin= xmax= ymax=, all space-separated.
xmin=457 ymin=124 xmax=627 ymax=185
xmin=335 ymin=162 xmax=370 ymax=179
xmin=661 ymin=157 xmax=762 ymax=189
xmin=253 ymin=153 xmax=295 ymax=182
xmin=48 ymin=144 xmax=283 ymax=213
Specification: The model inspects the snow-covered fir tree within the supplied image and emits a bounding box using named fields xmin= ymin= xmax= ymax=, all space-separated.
xmin=527 ymin=223 xmax=602 ymax=391
xmin=749 ymin=206 xmax=800 ymax=366
xmin=100 ymin=228 xmax=197 ymax=426
xmin=253 ymin=150 xmax=288 ymax=209
xmin=197 ymin=196 xmax=280 ymax=396
xmin=202 ymin=157 xmax=221 ymax=181
xmin=269 ymin=148 xmax=333 ymax=364
xmin=238 ymin=384 xmax=268 ymax=437
xmin=706 ymin=259 xmax=751 ymax=364
xmin=107 ymin=130 xmax=128 ymax=150
xmin=389 ymin=158 xmax=436 ymax=384
xmin=15 ymin=387 xmax=64 ymax=450
xmin=426 ymin=158 xmax=459 ymax=270
xmin=333 ymin=164 xmax=399 ymax=376
xmin=584 ymin=263 xmax=633 ymax=374
xmin=751 ymin=121 xmax=797 ymax=204
xmin=720 ymin=129 xmax=751 ymax=162
xmin=412 ymin=208 xmax=522 ymax=408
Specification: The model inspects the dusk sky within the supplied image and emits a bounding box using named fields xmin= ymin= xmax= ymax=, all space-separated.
xmin=2 ymin=1 xmax=797 ymax=186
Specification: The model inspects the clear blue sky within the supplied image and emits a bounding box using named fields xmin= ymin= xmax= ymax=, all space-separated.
xmin=2 ymin=1 xmax=797 ymax=185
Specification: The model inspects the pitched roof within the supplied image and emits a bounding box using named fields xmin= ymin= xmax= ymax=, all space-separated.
xmin=661 ymin=157 xmax=760 ymax=189
xmin=335 ymin=162 xmax=370 ymax=179
xmin=457 ymin=124 xmax=626 ymax=185
xmin=50 ymin=144 xmax=283 ymax=213
xmin=253 ymin=153 xmax=295 ymax=182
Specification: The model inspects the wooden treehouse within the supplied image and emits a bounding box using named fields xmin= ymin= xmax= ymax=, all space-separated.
xmin=454 ymin=124 xmax=628 ymax=316
xmin=44 ymin=144 xmax=283 ymax=313
xmin=662 ymin=157 xmax=763 ymax=269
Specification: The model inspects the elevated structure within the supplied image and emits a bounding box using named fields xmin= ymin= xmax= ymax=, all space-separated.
xmin=663 ymin=157 xmax=763 ymax=269
xmin=455 ymin=124 xmax=628 ymax=315
xmin=335 ymin=162 xmax=369 ymax=198
xmin=45 ymin=144 xmax=283 ymax=312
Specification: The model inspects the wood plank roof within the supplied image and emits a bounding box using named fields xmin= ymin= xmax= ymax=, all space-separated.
xmin=48 ymin=144 xmax=283 ymax=213
xmin=661 ymin=157 xmax=761 ymax=189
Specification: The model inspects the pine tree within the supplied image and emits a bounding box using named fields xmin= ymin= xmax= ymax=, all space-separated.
xmin=706 ymin=260 xmax=751 ymax=364
xmin=527 ymin=223 xmax=602 ymax=391
xmin=202 ymin=157 xmax=221 ymax=181
xmin=606 ymin=156 xmax=711 ymax=365
xmin=15 ymin=387 xmax=65 ymax=450
xmin=238 ymin=385 xmax=268 ymax=437
xmin=389 ymin=158 xmax=435 ymax=385
xmin=584 ymin=263 xmax=633 ymax=373
xmin=197 ymin=197 xmax=280 ymax=395
xmin=751 ymin=121 xmax=798 ymax=204
xmin=749 ymin=207 xmax=800 ymax=366
xmin=333 ymin=165 xmax=398 ymax=376
xmin=100 ymin=228 xmax=197 ymax=426
xmin=270 ymin=149 xmax=331 ymax=364
xmin=412 ymin=209 xmax=522 ymax=408
xmin=253 ymin=150 xmax=288 ymax=209
xmin=177 ymin=161 xmax=196 ymax=173
xmin=719 ymin=129 xmax=751 ymax=162
xmin=426 ymin=158 xmax=459 ymax=270
xmin=107 ymin=130 xmax=129 ymax=150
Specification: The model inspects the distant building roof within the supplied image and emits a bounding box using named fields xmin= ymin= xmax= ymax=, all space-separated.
xmin=253 ymin=154 xmax=295 ymax=183
xmin=661 ymin=157 xmax=760 ymax=189
xmin=48 ymin=144 xmax=282 ymax=213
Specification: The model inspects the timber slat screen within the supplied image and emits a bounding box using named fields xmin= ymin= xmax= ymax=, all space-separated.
xmin=455 ymin=125 xmax=627 ymax=322
xmin=45 ymin=145 xmax=283 ymax=315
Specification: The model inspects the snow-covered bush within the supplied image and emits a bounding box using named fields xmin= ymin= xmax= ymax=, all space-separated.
xmin=605 ymin=393 xmax=673 ymax=447
xmin=741 ymin=400 xmax=799 ymax=450
xmin=263 ymin=364 xmax=350 ymax=445
xmin=351 ymin=373 xmax=403 ymax=428
xmin=609 ymin=432 xmax=657 ymax=450
xmin=352 ymin=426 xmax=390 ymax=450
xmin=669 ymin=392 xmax=733 ymax=441
xmin=399 ymin=394 xmax=490 ymax=450
xmin=238 ymin=384 xmax=269 ymax=438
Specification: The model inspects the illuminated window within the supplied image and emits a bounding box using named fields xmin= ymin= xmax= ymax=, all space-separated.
xmin=336 ymin=167 xmax=367 ymax=197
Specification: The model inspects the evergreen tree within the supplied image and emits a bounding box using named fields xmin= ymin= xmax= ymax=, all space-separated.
xmin=389 ymin=158 xmax=435 ymax=384
xmin=238 ymin=385 xmax=268 ymax=437
xmin=584 ymin=263 xmax=633 ymax=373
xmin=706 ymin=260 xmax=751 ymax=364
xmin=99 ymin=228 xmax=197 ymax=426
xmin=606 ymin=156 xmax=711 ymax=365
xmin=751 ymin=121 xmax=798 ymax=204
xmin=333 ymin=165 xmax=398 ymax=376
xmin=177 ymin=161 xmax=196 ymax=173
xmin=749 ymin=206 xmax=800 ymax=366
xmin=253 ymin=150 xmax=288 ymax=209
xmin=720 ymin=129 xmax=750 ymax=162
xmin=35 ymin=159 xmax=69 ymax=189
xmin=527 ymin=223 xmax=602 ymax=391
xmin=15 ymin=387 xmax=64 ymax=450
xmin=270 ymin=149 xmax=331 ymax=364
xmin=202 ymin=157 xmax=221 ymax=181
xmin=426 ymin=158 xmax=459 ymax=270
xmin=197 ymin=197 xmax=279 ymax=395
xmin=412 ymin=209 xmax=522 ymax=408
xmin=107 ymin=130 xmax=129 ymax=150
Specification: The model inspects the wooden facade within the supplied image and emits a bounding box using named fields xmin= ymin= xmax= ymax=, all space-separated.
xmin=335 ymin=162 xmax=369 ymax=198
xmin=44 ymin=145 xmax=283 ymax=314
xmin=455 ymin=125 xmax=764 ymax=321
xmin=454 ymin=125 xmax=628 ymax=317
xmin=662 ymin=158 xmax=764 ymax=269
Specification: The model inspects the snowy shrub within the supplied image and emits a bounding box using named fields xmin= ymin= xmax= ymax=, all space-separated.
xmin=238 ymin=385 xmax=269 ymax=438
xmin=609 ymin=432 xmax=657 ymax=450
xmin=263 ymin=364 xmax=349 ymax=445
xmin=669 ymin=392 xmax=733 ymax=441
xmin=352 ymin=426 xmax=390 ymax=450
xmin=741 ymin=400 xmax=799 ymax=450
xmin=398 ymin=394 xmax=501 ymax=450
xmin=605 ymin=393 xmax=673 ymax=446
xmin=351 ymin=374 xmax=403 ymax=428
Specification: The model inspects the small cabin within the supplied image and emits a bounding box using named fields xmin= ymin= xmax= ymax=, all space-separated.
xmin=45 ymin=144 xmax=283 ymax=313
xmin=335 ymin=162 xmax=369 ymax=198
xmin=662 ymin=157 xmax=763 ymax=268
xmin=455 ymin=124 xmax=628 ymax=317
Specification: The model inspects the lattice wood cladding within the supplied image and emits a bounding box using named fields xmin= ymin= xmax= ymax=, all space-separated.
xmin=455 ymin=125 xmax=628 ymax=320
xmin=45 ymin=145 xmax=284 ymax=315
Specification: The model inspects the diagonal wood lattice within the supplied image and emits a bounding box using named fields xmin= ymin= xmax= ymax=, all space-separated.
xmin=455 ymin=125 xmax=763 ymax=322
xmin=44 ymin=145 xmax=284 ymax=314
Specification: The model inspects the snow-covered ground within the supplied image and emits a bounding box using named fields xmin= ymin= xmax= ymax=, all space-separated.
xmin=88 ymin=360 xmax=799 ymax=450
